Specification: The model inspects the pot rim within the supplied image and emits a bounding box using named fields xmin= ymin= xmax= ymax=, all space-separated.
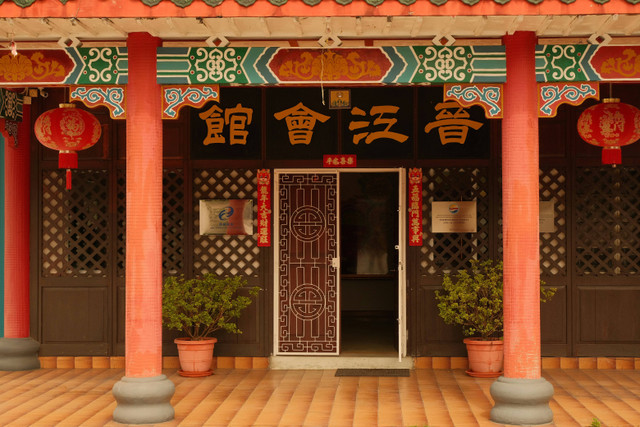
xmin=174 ymin=337 xmax=218 ymax=344
xmin=463 ymin=337 xmax=504 ymax=345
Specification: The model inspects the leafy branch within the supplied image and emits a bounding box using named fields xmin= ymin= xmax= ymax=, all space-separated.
xmin=162 ymin=274 xmax=260 ymax=341
xmin=435 ymin=259 xmax=556 ymax=339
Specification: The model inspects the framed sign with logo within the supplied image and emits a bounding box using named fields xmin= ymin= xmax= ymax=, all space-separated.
xmin=199 ymin=199 xmax=253 ymax=236
xmin=431 ymin=201 xmax=477 ymax=233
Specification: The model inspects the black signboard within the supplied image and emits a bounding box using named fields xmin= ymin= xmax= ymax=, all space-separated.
xmin=341 ymin=87 xmax=414 ymax=160
xmin=417 ymin=86 xmax=490 ymax=159
xmin=265 ymin=87 xmax=338 ymax=160
xmin=190 ymin=87 xmax=262 ymax=160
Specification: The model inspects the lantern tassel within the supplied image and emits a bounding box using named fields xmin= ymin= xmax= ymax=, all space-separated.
xmin=602 ymin=147 xmax=621 ymax=166
xmin=59 ymin=151 xmax=77 ymax=190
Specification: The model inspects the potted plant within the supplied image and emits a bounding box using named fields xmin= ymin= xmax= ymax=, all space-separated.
xmin=162 ymin=274 xmax=260 ymax=377
xmin=435 ymin=259 xmax=555 ymax=378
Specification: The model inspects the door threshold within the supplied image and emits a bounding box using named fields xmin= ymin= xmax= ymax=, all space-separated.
xmin=269 ymin=355 xmax=414 ymax=370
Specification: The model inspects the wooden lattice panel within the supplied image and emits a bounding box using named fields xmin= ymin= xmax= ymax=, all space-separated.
xmin=163 ymin=170 xmax=185 ymax=277
xmin=42 ymin=169 xmax=109 ymax=277
xmin=420 ymin=167 xmax=490 ymax=276
xmin=540 ymin=168 xmax=567 ymax=276
xmin=576 ymin=167 xmax=640 ymax=276
xmin=193 ymin=169 xmax=260 ymax=277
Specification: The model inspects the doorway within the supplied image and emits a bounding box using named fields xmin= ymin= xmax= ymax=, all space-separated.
xmin=274 ymin=169 xmax=406 ymax=359
xmin=340 ymin=172 xmax=399 ymax=356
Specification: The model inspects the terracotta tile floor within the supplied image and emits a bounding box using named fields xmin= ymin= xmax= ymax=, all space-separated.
xmin=0 ymin=368 xmax=639 ymax=426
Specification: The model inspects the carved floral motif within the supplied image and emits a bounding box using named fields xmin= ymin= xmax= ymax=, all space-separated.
xmin=601 ymin=48 xmax=640 ymax=79
xmin=278 ymin=50 xmax=382 ymax=81
xmin=0 ymin=52 xmax=66 ymax=82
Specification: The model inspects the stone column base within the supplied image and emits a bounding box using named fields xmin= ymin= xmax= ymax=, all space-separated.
xmin=490 ymin=376 xmax=554 ymax=425
xmin=0 ymin=337 xmax=40 ymax=371
xmin=112 ymin=374 xmax=175 ymax=424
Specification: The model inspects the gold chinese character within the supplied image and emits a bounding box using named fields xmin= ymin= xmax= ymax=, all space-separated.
xmin=424 ymin=101 xmax=483 ymax=145
xmin=225 ymin=103 xmax=253 ymax=145
xmin=273 ymin=102 xmax=330 ymax=145
xmin=349 ymin=106 xmax=409 ymax=145
xmin=199 ymin=104 xmax=225 ymax=145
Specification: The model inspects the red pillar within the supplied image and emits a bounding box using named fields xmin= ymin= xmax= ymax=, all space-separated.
xmin=0 ymin=101 xmax=40 ymax=371
xmin=4 ymin=104 xmax=30 ymax=339
xmin=502 ymin=31 xmax=541 ymax=380
xmin=125 ymin=32 xmax=164 ymax=379
xmin=112 ymin=32 xmax=174 ymax=424
xmin=490 ymin=31 xmax=553 ymax=425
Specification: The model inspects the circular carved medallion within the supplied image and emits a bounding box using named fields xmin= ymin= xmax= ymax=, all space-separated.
xmin=290 ymin=206 xmax=326 ymax=242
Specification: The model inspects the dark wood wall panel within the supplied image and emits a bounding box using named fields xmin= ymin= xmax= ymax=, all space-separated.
xmin=40 ymin=287 xmax=108 ymax=355
xmin=416 ymin=286 xmax=465 ymax=356
xmin=540 ymin=286 xmax=567 ymax=345
xmin=578 ymin=288 xmax=640 ymax=343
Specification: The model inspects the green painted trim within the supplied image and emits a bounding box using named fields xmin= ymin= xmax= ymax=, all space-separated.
xmin=3 ymin=45 xmax=640 ymax=87
xmin=0 ymin=133 xmax=4 ymax=337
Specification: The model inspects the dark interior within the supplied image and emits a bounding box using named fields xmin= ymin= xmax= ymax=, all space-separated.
xmin=340 ymin=172 xmax=399 ymax=355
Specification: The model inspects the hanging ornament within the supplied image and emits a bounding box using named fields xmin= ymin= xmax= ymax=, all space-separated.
xmin=577 ymin=98 xmax=640 ymax=166
xmin=34 ymin=103 xmax=102 ymax=189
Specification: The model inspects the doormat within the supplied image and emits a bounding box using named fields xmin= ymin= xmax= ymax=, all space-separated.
xmin=335 ymin=369 xmax=410 ymax=377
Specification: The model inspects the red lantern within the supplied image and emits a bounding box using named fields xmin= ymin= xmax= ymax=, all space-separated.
xmin=34 ymin=103 xmax=102 ymax=189
xmin=577 ymin=98 xmax=640 ymax=166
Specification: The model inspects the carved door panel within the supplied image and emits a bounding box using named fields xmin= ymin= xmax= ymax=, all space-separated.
xmin=275 ymin=172 xmax=339 ymax=355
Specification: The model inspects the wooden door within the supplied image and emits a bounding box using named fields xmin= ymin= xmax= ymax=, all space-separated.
xmin=275 ymin=172 xmax=339 ymax=355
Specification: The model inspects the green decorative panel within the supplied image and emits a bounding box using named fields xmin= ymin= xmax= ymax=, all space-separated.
xmin=158 ymin=47 xmax=251 ymax=85
xmin=73 ymin=47 xmax=129 ymax=85
xmin=411 ymin=45 xmax=506 ymax=83
xmin=536 ymin=45 xmax=590 ymax=82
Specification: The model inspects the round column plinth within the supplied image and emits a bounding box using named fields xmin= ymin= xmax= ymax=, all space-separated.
xmin=490 ymin=376 xmax=554 ymax=425
xmin=0 ymin=337 xmax=40 ymax=371
xmin=112 ymin=374 xmax=175 ymax=424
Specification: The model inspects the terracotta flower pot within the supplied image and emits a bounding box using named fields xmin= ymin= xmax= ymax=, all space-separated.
xmin=463 ymin=337 xmax=503 ymax=378
xmin=175 ymin=337 xmax=217 ymax=377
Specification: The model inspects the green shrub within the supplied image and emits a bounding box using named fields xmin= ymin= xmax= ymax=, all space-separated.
xmin=162 ymin=274 xmax=260 ymax=340
xmin=435 ymin=259 xmax=556 ymax=339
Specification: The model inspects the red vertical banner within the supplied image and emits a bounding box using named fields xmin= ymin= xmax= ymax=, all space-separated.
xmin=408 ymin=168 xmax=423 ymax=247
xmin=257 ymin=169 xmax=271 ymax=247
